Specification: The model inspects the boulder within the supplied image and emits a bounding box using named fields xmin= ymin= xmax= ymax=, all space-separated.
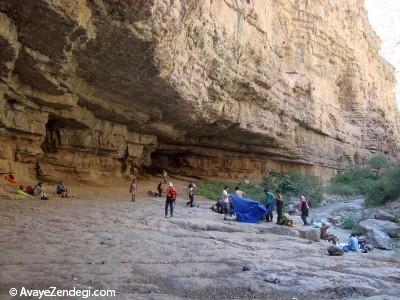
xmin=365 ymin=228 xmax=393 ymax=250
xmin=327 ymin=245 xmax=344 ymax=256
xmin=374 ymin=209 xmax=396 ymax=222
xmin=297 ymin=227 xmax=320 ymax=242
xmin=328 ymin=216 xmax=342 ymax=225
xmin=359 ymin=219 xmax=400 ymax=238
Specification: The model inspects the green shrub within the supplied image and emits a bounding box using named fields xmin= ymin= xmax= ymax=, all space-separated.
xmin=368 ymin=154 xmax=389 ymax=175
xmin=366 ymin=163 xmax=400 ymax=206
xmin=342 ymin=216 xmax=365 ymax=235
xmin=262 ymin=170 xmax=324 ymax=206
xmin=342 ymin=216 xmax=358 ymax=229
xmin=197 ymin=180 xmax=265 ymax=202
xmin=328 ymin=168 xmax=377 ymax=195
xmin=261 ymin=175 xmax=278 ymax=193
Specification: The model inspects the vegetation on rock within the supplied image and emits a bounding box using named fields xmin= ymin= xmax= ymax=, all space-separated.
xmin=342 ymin=216 xmax=365 ymax=235
xmin=328 ymin=155 xmax=400 ymax=206
xmin=197 ymin=170 xmax=324 ymax=206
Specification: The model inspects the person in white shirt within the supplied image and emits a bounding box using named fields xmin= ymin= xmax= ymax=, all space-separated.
xmin=235 ymin=186 xmax=245 ymax=198
xmin=222 ymin=186 xmax=230 ymax=220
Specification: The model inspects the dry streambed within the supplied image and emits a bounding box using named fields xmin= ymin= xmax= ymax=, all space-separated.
xmin=0 ymin=196 xmax=399 ymax=300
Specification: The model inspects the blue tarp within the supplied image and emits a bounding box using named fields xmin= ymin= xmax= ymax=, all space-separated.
xmin=230 ymin=195 xmax=267 ymax=223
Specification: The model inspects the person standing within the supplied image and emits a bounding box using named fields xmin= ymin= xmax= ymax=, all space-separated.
xmin=275 ymin=190 xmax=283 ymax=225
xmin=299 ymin=194 xmax=310 ymax=225
xmin=165 ymin=182 xmax=177 ymax=218
xmin=321 ymin=222 xmax=339 ymax=245
xmin=186 ymin=182 xmax=195 ymax=207
xmin=222 ymin=186 xmax=230 ymax=220
xmin=264 ymin=189 xmax=275 ymax=222
xmin=287 ymin=202 xmax=294 ymax=215
xmin=162 ymin=169 xmax=169 ymax=184
xmin=129 ymin=178 xmax=138 ymax=202
xmin=157 ymin=181 xmax=163 ymax=197
xmin=235 ymin=186 xmax=246 ymax=198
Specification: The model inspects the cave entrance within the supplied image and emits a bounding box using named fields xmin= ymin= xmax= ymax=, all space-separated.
xmin=41 ymin=117 xmax=62 ymax=153
xmin=150 ymin=149 xmax=187 ymax=174
xmin=41 ymin=115 xmax=88 ymax=153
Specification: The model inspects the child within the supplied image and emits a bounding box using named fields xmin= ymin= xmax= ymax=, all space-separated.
xmin=287 ymin=202 xmax=294 ymax=215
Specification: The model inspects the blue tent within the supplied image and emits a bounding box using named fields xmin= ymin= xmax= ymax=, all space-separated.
xmin=230 ymin=195 xmax=267 ymax=223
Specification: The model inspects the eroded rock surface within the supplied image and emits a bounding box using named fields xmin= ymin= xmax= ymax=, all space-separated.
xmin=0 ymin=195 xmax=400 ymax=300
xmin=0 ymin=0 xmax=399 ymax=180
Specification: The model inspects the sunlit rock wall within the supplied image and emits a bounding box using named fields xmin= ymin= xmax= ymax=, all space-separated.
xmin=0 ymin=0 xmax=399 ymax=180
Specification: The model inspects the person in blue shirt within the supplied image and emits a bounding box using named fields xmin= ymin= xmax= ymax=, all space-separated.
xmin=348 ymin=232 xmax=359 ymax=251
xmin=56 ymin=181 xmax=68 ymax=198
xmin=264 ymin=189 xmax=275 ymax=222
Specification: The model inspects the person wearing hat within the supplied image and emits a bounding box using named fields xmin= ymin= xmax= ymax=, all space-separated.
xmin=165 ymin=182 xmax=178 ymax=218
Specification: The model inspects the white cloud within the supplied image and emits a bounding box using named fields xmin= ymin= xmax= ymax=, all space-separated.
xmin=365 ymin=0 xmax=400 ymax=108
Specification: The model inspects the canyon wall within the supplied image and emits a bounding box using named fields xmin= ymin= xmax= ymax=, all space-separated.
xmin=0 ymin=0 xmax=399 ymax=181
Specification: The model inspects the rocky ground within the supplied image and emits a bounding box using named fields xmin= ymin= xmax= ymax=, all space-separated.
xmin=0 ymin=185 xmax=400 ymax=300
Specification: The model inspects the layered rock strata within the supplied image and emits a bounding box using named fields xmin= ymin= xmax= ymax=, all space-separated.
xmin=0 ymin=0 xmax=399 ymax=180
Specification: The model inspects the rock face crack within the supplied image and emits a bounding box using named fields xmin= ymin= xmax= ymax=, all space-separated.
xmin=0 ymin=0 xmax=399 ymax=180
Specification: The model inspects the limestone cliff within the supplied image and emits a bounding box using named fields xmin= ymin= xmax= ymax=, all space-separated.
xmin=0 ymin=0 xmax=399 ymax=180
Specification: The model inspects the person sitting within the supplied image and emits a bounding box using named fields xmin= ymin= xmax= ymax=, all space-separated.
xmin=33 ymin=182 xmax=48 ymax=200
xmin=17 ymin=185 xmax=30 ymax=197
xmin=56 ymin=181 xmax=68 ymax=198
xmin=279 ymin=213 xmax=294 ymax=227
xmin=320 ymin=222 xmax=339 ymax=245
xmin=348 ymin=232 xmax=359 ymax=251
xmin=4 ymin=174 xmax=16 ymax=185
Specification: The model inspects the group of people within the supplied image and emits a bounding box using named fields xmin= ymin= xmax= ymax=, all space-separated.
xmin=163 ymin=181 xmax=196 ymax=218
xmin=129 ymin=169 xmax=198 ymax=218
xmin=3 ymin=174 xmax=69 ymax=200
xmin=213 ymin=186 xmax=310 ymax=226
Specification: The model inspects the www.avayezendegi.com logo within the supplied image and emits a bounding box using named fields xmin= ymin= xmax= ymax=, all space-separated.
xmin=8 ymin=286 xmax=116 ymax=299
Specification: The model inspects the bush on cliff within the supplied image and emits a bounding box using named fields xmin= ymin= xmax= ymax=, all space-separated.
xmin=328 ymin=168 xmax=377 ymax=196
xmin=366 ymin=163 xmax=400 ymax=206
xmin=328 ymin=154 xmax=400 ymax=206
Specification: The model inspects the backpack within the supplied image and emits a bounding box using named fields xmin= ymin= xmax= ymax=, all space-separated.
xmin=166 ymin=188 xmax=177 ymax=199
xmin=26 ymin=186 xmax=34 ymax=195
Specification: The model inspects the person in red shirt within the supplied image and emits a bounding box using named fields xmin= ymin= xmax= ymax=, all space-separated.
xmin=165 ymin=182 xmax=178 ymax=218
